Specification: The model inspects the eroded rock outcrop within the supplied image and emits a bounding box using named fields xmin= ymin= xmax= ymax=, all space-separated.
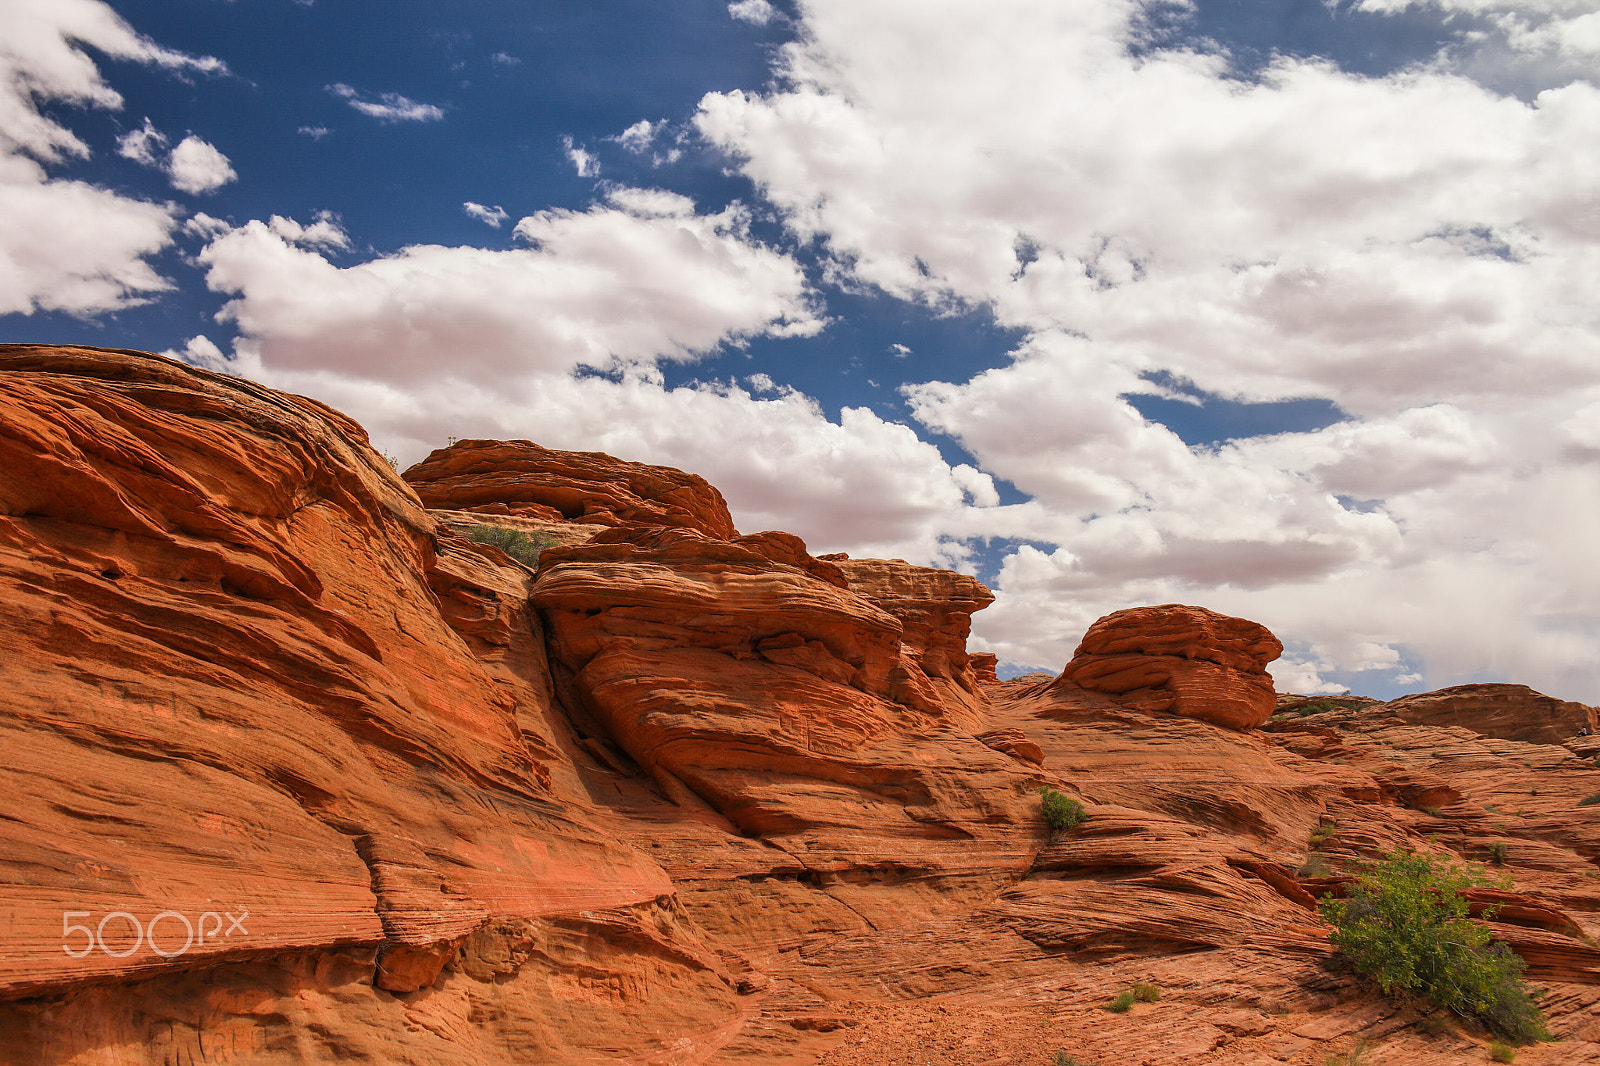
xmin=0 ymin=346 xmax=691 ymax=1025
xmin=530 ymin=523 xmax=1033 ymax=860
xmin=1053 ymin=603 xmax=1284 ymax=730
xmin=403 ymin=437 xmax=738 ymax=538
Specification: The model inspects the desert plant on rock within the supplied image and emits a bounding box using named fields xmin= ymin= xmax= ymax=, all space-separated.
xmin=1318 ymin=848 xmax=1547 ymax=1044
xmin=1103 ymin=990 xmax=1134 ymax=1013
xmin=1488 ymin=1040 xmax=1516 ymax=1062
xmin=464 ymin=524 xmax=553 ymax=567
xmin=1037 ymin=786 xmax=1086 ymax=841
xmin=1131 ymin=980 xmax=1160 ymax=1003
xmin=1579 ymin=792 xmax=1600 ymax=807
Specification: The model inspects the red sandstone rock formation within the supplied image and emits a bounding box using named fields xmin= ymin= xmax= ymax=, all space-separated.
xmin=1380 ymin=683 xmax=1598 ymax=745
xmin=2 ymin=345 xmax=1598 ymax=1066
xmin=1053 ymin=603 xmax=1284 ymax=729
xmin=403 ymin=437 xmax=738 ymax=537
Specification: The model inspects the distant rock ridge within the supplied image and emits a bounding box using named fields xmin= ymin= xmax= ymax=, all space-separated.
xmin=1 ymin=344 xmax=1597 ymax=1065
xmin=1382 ymin=683 xmax=1598 ymax=746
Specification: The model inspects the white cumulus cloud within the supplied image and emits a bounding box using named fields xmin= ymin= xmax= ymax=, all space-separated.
xmin=729 ymin=0 xmax=777 ymax=25
xmin=166 ymin=134 xmax=235 ymax=194
xmin=690 ymin=0 xmax=1600 ymax=700
xmin=463 ymin=201 xmax=509 ymax=227
xmin=0 ymin=0 xmax=222 ymax=315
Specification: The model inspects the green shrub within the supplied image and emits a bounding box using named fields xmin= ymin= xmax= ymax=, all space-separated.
xmin=1579 ymin=792 xmax=1600 ymax=807
xmin=1037 ymin=787 xmax=1086 ymax=841
xmin=1051 ymin=1053 xmax=1092 ymax=1066
xmin=1309 ymin=822 xmax=1338 ymax=848
xmin=463 ymin=524 xmax=553 ymax=567
xmin=1489 ymin=1040 xmax=1516 ymax=1062
xmin=1487 ymin=843 xmax=1508 ymax=866
xmin=1318 ymin=849 xmax=1547 ymax=1044
xmin=1131 ymin=980 xmax=1160 ymax=1003
xmin=1104 ymin=990 xmax=1134 ymax=1013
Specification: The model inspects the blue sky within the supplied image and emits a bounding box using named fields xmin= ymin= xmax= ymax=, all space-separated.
xmin=5 ymin=0 xmax=1600 ymax=700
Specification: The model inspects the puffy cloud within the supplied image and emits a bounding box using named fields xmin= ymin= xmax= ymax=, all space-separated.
xmin=115 ymin=117 xmax=166 ymax=166
xmin=463 ymin=201 xmax=509 ymax=227
xmin=327 ymin=83 xmax=444 ymax=123
xmin=166 ymin=135 xmax=235 ymax=193
xmin=729 ymin=0 xmax=777 ymax=25
xmin=694 ymin=0 xmax=1600 ymax=699
xmin=118 ymin=120 xmax=237 ymax=194
xmin=0 ymin=0 xmax=221 ymax=314
xmin=562 ymin=135 xmax=598 ymax=177
xmin=615 ymin=119 xmax=659 ymax=153
xmin=195 ymin=196 xmax=821 ymax=387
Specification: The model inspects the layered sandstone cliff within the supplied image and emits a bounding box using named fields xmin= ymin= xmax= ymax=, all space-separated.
xmin=1 ymin=345 xmax=1598 ymax=1066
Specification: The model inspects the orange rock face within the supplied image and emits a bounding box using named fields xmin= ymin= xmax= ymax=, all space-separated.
xmin=0 ymin=346 xmax=691 ymax=1025
xmin=3 ymin=346 xmax=1598 ymax=1066
xmin=1381 ymin=682 xmax=1598 ymax=745
xmin=1054 ymin=603 xmax=1284 ymax=730
xmin=403 ymin=437 xmax=738 ymax=537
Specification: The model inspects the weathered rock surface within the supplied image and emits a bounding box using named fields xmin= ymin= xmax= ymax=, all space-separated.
xmin=1381 ymin=683 xmax=1598 ymax=745
xmin=1053 ymin=603 xmax=1284 ymax=730
xmin=403 ymin=437 xmax=738 ymax=538
xmin=2 ymin=345 xmax=1598 ymax=1066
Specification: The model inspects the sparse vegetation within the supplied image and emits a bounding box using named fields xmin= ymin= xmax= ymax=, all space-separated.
xmin=1579 ymin=792 xmax=1600 ymax=807
xmin=1051 ymin=1053 xmax=1092 ymax=1066
xmin=1416 ymin=1013 xmax=1452 ymax=1037
xmin=1299 ymin=701 xmax=1339 ymax=716
xmin=1419 ymin=805 xmax=1441 ymax=816
xmin=1324 ymin=1038 xmax=1370 ymax=1066
xmin=1488 ymin=842 xmax=1508 ymax=866
xmin=1130 ymin=981 xmax=1160 ymax=1003
xmin=1104 ymin=990 xmax=1134 ymax=1013
xmin=1038 ymin=786 xmax=1087 ymax=841
xmin=1298 ymin=853 xmax=1332 ymax=878
xmin=1318 ymin=848 xmax=1548 ymax=1044
xmin=1309 ymin=821 xmax=1338 ymax=848
xmin=381 ymin=450 xmax=399 ymax=469
xmin=1489 ymin=1040 xmax=1517 ymax=1062
xmin=463 ymin=524 xmax=554 ymax=567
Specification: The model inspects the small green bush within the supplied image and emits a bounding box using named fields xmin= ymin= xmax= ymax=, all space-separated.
xmin=464 ymin=524 xmax=553 ymax=567
xmin=1487 ymin=842 xmax=1508 ymax=866
xmin=1488 ymin=1040 xmax=1516 ymax=1062
xmin=1579 ymin=792 xmax=1600 ymax=807
xmin=1131 ymin=980 xmax=1160 ymax=1003
xmin=1319 ymin=848 xmax=1547 ymax=1044
xmin=1037 ymin=786 xmax=1086 ymax=841
xmin=1309 ymin=822 xmax=1338 ymax=848
xmin=1104 ymin=990 xmax=1134 ymax=1013
xmin=1051 ymin=1053 xmax=1092 ymax=1066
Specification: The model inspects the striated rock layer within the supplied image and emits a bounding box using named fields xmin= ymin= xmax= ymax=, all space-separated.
xmin=403 ymin=437 xmax=738 ymax=538
xmin=1 ymin=345 xmax=1597 ymax=1066
xmin=1054 ymin=602 xmax=1284 ymax=729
